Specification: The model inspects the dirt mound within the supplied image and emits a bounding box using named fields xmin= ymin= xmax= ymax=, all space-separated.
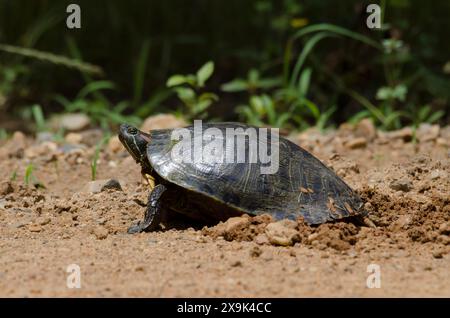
xmin=202 ymin=154 xmax=449 ymax=254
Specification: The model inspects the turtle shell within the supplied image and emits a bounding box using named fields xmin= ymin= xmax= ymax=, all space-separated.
xmin=146 ymin=122 xmax=365 ymax=224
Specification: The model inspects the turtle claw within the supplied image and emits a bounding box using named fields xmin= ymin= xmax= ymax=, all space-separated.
xmin=127 ymin=222 xmax=143 ymax=234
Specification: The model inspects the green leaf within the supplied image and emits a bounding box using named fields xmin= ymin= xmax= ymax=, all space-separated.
xmin=193 ymin=100 xmax=212 ymax=115
xmin=316 ymin=105 xmax=336 ymax=131
xmin=31 ymin=104 xmax=46 ymax=132
xmin=291 ymin=23 xmax=382 ymax=51
xmin=426 ymin=110 xmax=444 ymax=124
xmin=290 ymin=32 xmax=332 ymax=87
xmin=376 ymin=87 xmax=391 ymax=100
xmin=393 ymin=85 xmax=407 ymax=101
xmin=298 ymin=68 xmax=312 ymax=97
xmin=175 ymin=87 xmax=196 ymax=102
xmin=53 ymin=95 xmax=71 ymax=108
xmin=376 ymin=85 xmax=407 ymax=102
xmin=198 ymin=92 xmax=219 ymax=102
xmin=250 ymin=95 xmax=265 ymax=116
xmin=135 ymin=89 xmax=173 ymax=118
xmin=24 ymin=164 xmax=34 ymax=185
xmin=384 ymin=111 xmax=404 ymax=129
xmin=418 ymin=105 xmax=431 ymax=122
xmin=257 ymin=77 xmax=282 ymax=89
xmin=77 ymin=81 xmax=115 ymax=100
xmin=113 ymin=101 xmax=130 ymax=114
xmin=166 ymin=75 xmax=188 ymax=87
xmin=10 ymin=169 xmax=17 ymax=182
xmin=276 ymin=113 xmax=291 ymax=128
xmin=248 ymin=69 xmax=259 ymax=83
xmin=304 ymin=99 xmax=320 ymax=119
xmin=221 ymin=79 xmax=248 ymax=92
xmin=262 ymin=95 xmax=276 ymax=125
xmin=196 ymin=61 xmax=214 ymax=87
xmin=348 ymin=110 xmax=371 ymax=124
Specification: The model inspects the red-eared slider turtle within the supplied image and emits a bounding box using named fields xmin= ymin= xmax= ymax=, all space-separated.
xmin=119 ymin=122 xmax=365 ymax=233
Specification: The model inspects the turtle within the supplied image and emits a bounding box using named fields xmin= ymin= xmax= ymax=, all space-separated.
xmin=118 ymin=122 xmax=365 ymax=233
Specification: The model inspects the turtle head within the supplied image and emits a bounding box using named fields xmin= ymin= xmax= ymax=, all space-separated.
xmin=118 ymin=124 xmax=151 ymax=168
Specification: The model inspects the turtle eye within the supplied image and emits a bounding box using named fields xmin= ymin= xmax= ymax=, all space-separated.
xmin=127 ymin=127 xmax=138 ymax=135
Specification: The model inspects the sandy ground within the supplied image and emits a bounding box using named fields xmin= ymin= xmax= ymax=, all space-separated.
xmin=0 ymin=119 xmax=449 ymax=297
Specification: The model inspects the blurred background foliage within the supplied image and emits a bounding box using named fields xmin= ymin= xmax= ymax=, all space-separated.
xmin=0 ymin=0 xmax=449 ymax=133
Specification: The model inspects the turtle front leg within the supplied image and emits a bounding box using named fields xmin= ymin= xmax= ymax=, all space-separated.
xmin=128 ymin=184 xmax=168 ymax=234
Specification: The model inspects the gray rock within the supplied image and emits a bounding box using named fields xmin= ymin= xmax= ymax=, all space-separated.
xmin=79 ymin=129 xmax=103 ymax=147
xmin=389 ymin=178 xmax=413 ymax=192
xmin=60 ymin=144 xmax=85 ymax=154
xmin=429 ymin=169 xmax=446 ymax=181
xmin=0 ymin=198 xmax=6 ymax=210
xmin=36 ymin=132 xmax=55 ymax=143
xmin=416 ymin=123 xmax=440 ymax=142
xmin=11 ymin=221 xmax=29 ymax=229
xmin=84 ymin=179 xmax=122 ymax=193
xmin=58 ymin=113 xmax=90 ymax=131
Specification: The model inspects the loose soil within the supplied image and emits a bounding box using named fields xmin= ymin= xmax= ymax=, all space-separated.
xmin=0 ymin=122 xmax=449 ymax=297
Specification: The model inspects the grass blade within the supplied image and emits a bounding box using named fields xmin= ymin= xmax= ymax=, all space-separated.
xmin=0 ymin=44 xmax=104 ymax=76
xmin=133 ymin=40 xmax=151 ymax=107
xmin=289 ymin=32 xmax=332 ymax=87
xmin=76 ymin=81 xmax=115 ymax=100
xmin=291 ymin=23 xmax=382 ymax=50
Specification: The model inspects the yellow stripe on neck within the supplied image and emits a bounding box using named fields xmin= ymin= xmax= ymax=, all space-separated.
xmin=145 ymin=173 xmax=156 ymax=191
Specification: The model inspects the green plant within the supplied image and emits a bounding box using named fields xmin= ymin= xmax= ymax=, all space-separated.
xmin=315 ymin=105 xmax=336 ymax=132
xmin=221 ymin=69 xmax=281 ymax=94
xmin=24 ymin=164 xmax=33 ymax=185
xmin=24 ymin=163 xmax=45 ymax=188
xmin=10 ymin=169 xmax=17 ymax=182
xmin=166 ymin=61 xmax=218 ymax=121
xmin=236 ymin=94 xmax=290 ymax=128
xmin=411 ymin=105 xmax=445 ymax=126
xmin=224 ymin=64 xmax=332 ymax=130
xmin=54 ymin=81 xmax=141 ymax=130
xmin=408 ymin=104 xmax=445 ymax=143
xmin=91 ymin=136 xmax=109 ymax=181
xmin=31 ymin=104 xmax=47 ymax=132
xmin=285 ymin=20 xmax=448 ymax=130
xmin=134 ymin=88 xmax=174 ymax=118
xmin=66 ymin=37 xmax=172 ymax=122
